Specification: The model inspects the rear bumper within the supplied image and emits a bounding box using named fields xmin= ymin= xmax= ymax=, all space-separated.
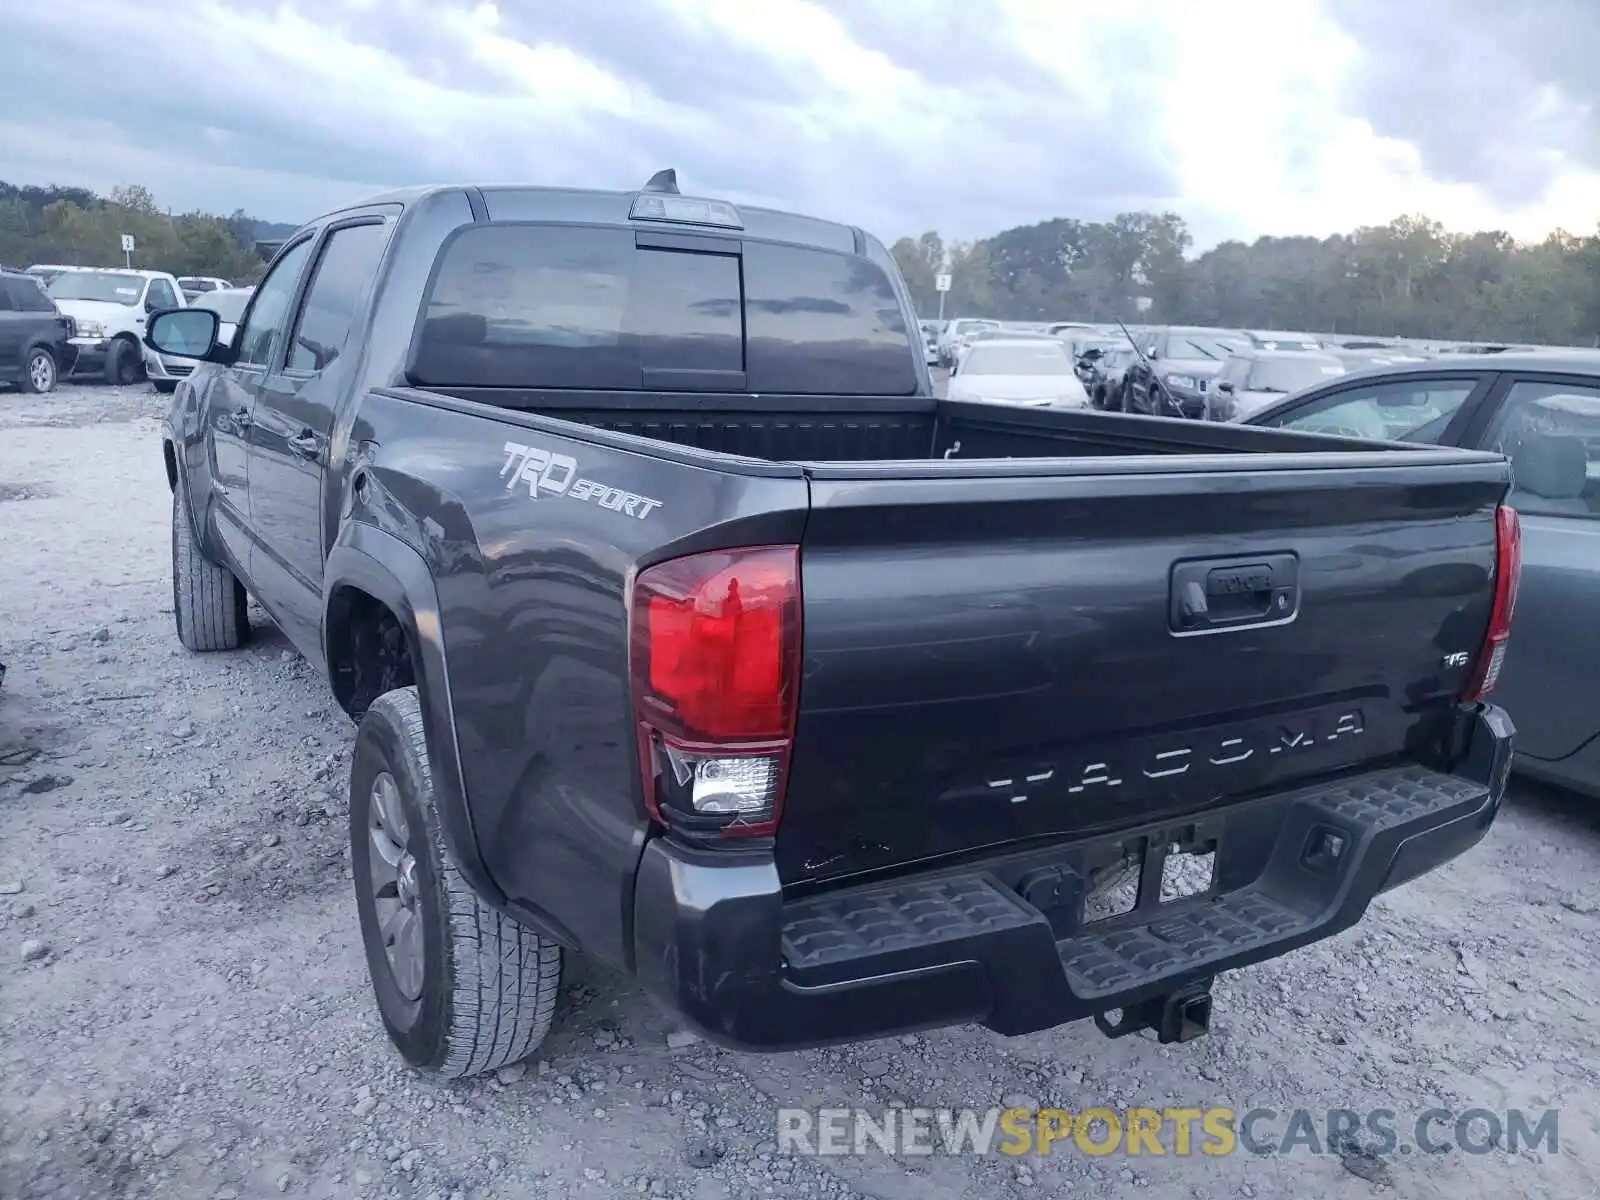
xmin=632 ymin=705 xmax=1513 ymax=1051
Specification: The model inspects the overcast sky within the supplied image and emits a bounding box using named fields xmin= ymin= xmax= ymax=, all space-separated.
xmin=3 ymin=0 xmax=1597 ymax=250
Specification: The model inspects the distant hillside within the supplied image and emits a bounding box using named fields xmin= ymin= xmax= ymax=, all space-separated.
xmin=249 ymin=219 xmax=301 ymax=240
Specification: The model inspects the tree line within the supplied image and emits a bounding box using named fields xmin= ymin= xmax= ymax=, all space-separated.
xmin=0 ymin=181 xmax=296 ymax=284
xmin=891 ymin=213 xmax=1600 ymax=346
xmin=6 ymin=179 xmax=1594 ymax=346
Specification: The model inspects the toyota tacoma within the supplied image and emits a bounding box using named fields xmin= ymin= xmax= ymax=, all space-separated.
xmin=151 ymin=173 xmax=1519 ymax=1078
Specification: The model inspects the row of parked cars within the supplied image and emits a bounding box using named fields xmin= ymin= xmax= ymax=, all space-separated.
xmin=917 ymin=315 xmax=1600 ymax=799
xmin=0 ymin=263 xmax=252 ymax=394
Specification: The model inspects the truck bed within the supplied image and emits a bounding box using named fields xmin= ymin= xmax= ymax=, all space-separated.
xmin=381 ymin=382 xmax=1508 ymax=897
xmin=419 ymin=387 xmax=1412 ymax=464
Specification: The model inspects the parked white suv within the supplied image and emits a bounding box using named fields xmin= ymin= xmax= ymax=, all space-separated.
xmin=44 ymin=268 xmax=188 ymax=388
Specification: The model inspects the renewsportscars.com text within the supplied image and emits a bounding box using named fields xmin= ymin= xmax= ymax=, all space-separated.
xmin=776 ymin=1106 xmax=1560 ymax=1158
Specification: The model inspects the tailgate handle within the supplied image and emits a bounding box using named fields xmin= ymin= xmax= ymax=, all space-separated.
xmin=1170 ymin=553 xmax=1299 ymax=635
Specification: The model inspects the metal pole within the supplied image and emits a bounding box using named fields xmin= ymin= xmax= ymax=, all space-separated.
xmin=937 ymin=289 xmax=946 ymax=322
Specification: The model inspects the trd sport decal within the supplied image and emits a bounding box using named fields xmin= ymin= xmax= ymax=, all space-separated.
xmin=500 ymin=441 xmax=663 ymax=520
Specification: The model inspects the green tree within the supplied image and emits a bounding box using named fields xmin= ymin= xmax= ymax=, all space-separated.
xmin=943 ymin=241 xmax=995 ymax=317
xmin=888 ymin=208 xmax=1599 ymax=345
xmin=891 ymin=236 xmax=936 ymax=315
xmin=0 ymin=179 xmax=279 ymax=279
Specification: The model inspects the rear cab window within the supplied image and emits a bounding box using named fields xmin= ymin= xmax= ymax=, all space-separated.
xmin=410 ymin=224 xmax=918 ymax=395
xmin=3 ymin=276 xmax=55 ymax=313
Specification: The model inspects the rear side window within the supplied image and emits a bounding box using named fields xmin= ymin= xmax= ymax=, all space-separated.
xmin=414 ymin=225 xmax=637 ymax=390
xmin=411 ymin=224 xmax=917 ymax=394
xmin=1483 ymin=380 xmax=1600 ymax=519
xmin=5 ymin=277 xmax=55 ymax=312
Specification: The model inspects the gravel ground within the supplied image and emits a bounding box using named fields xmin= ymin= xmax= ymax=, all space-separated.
xmin=2 ymin=380 xmax=1598 ymax=1200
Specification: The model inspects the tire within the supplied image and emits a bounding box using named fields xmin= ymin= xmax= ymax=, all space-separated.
xmin=351 ymin=687 xmax=562 ymax=1078
xmin=170 ymin=490 xmax=248 ymax=651
xmin=153 ymin=379 xmax=178 ymax=394
xmin=20 ymin=347 xmax=57 ymax=394
xmin=104 ymin=337 xmax=144 ymax=386
xmin=1119 ymin=384 xmax=1135 ymax=414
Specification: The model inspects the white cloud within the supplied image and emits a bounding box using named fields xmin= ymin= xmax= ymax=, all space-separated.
xmin=0 ymin=0 xmax=1596 ymax=248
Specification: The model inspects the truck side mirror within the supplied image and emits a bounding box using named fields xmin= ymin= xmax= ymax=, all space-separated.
xmin=146 ymin=308 xmax=219 ymax=358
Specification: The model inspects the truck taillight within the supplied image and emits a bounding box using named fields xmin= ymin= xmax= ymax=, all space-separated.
xmin=629 ymin=546 xmax=801 ymax=838
xmin=1461 ymin=505 xmax=1521 ymax=702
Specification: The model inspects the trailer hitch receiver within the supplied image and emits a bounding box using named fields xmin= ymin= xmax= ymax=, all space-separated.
xmin=1093 ymin=979 xmax=1213 ymax=1044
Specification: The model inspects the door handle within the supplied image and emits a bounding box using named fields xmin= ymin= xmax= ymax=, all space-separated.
xmin=288 ymin=430 xmax=322 ymax=460
xmin=1170 ymin=552 xmax=1300 ymax=635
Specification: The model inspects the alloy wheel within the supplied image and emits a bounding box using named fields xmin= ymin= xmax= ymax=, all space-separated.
xmin=366 ymin=772 xmax=424 ymax=1001
xmin=28 ymin=352 xmax=54 ymax=392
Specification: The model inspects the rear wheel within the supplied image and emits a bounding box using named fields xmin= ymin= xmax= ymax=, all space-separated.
xmin=351 ymin=687 xmax=563 ymax=1078
xmin=20 ymin=347 xmax=56 ymax=394
xmin=171 ymin=490 xmax=248 ymax=651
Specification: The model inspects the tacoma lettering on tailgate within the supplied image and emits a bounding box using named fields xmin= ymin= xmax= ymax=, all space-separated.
xmin=500 ymin=441 xmax=663 ymax=520
xmin=980 ymin=708 xmax=1366 ymax=805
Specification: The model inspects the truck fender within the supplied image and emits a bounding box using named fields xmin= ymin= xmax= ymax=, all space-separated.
xmin=322 ymin=522 xmax=516 ymax=923
xmin=164 ymin=417 xmax=231 ymax=568
xmin=164 ymin=435 xmax=210 ymax=556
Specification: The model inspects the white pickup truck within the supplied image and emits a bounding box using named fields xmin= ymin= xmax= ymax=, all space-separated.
xmin=44 ymin=268 xmax=188 ymax=388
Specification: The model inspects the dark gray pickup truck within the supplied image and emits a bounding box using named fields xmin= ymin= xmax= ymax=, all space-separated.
xmin=150 ymin=174 xmax=1520 ymax=1080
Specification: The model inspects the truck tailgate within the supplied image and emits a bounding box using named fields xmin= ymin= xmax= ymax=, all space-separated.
xmin=779 ymin=451 xmax=1509 ymax=886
